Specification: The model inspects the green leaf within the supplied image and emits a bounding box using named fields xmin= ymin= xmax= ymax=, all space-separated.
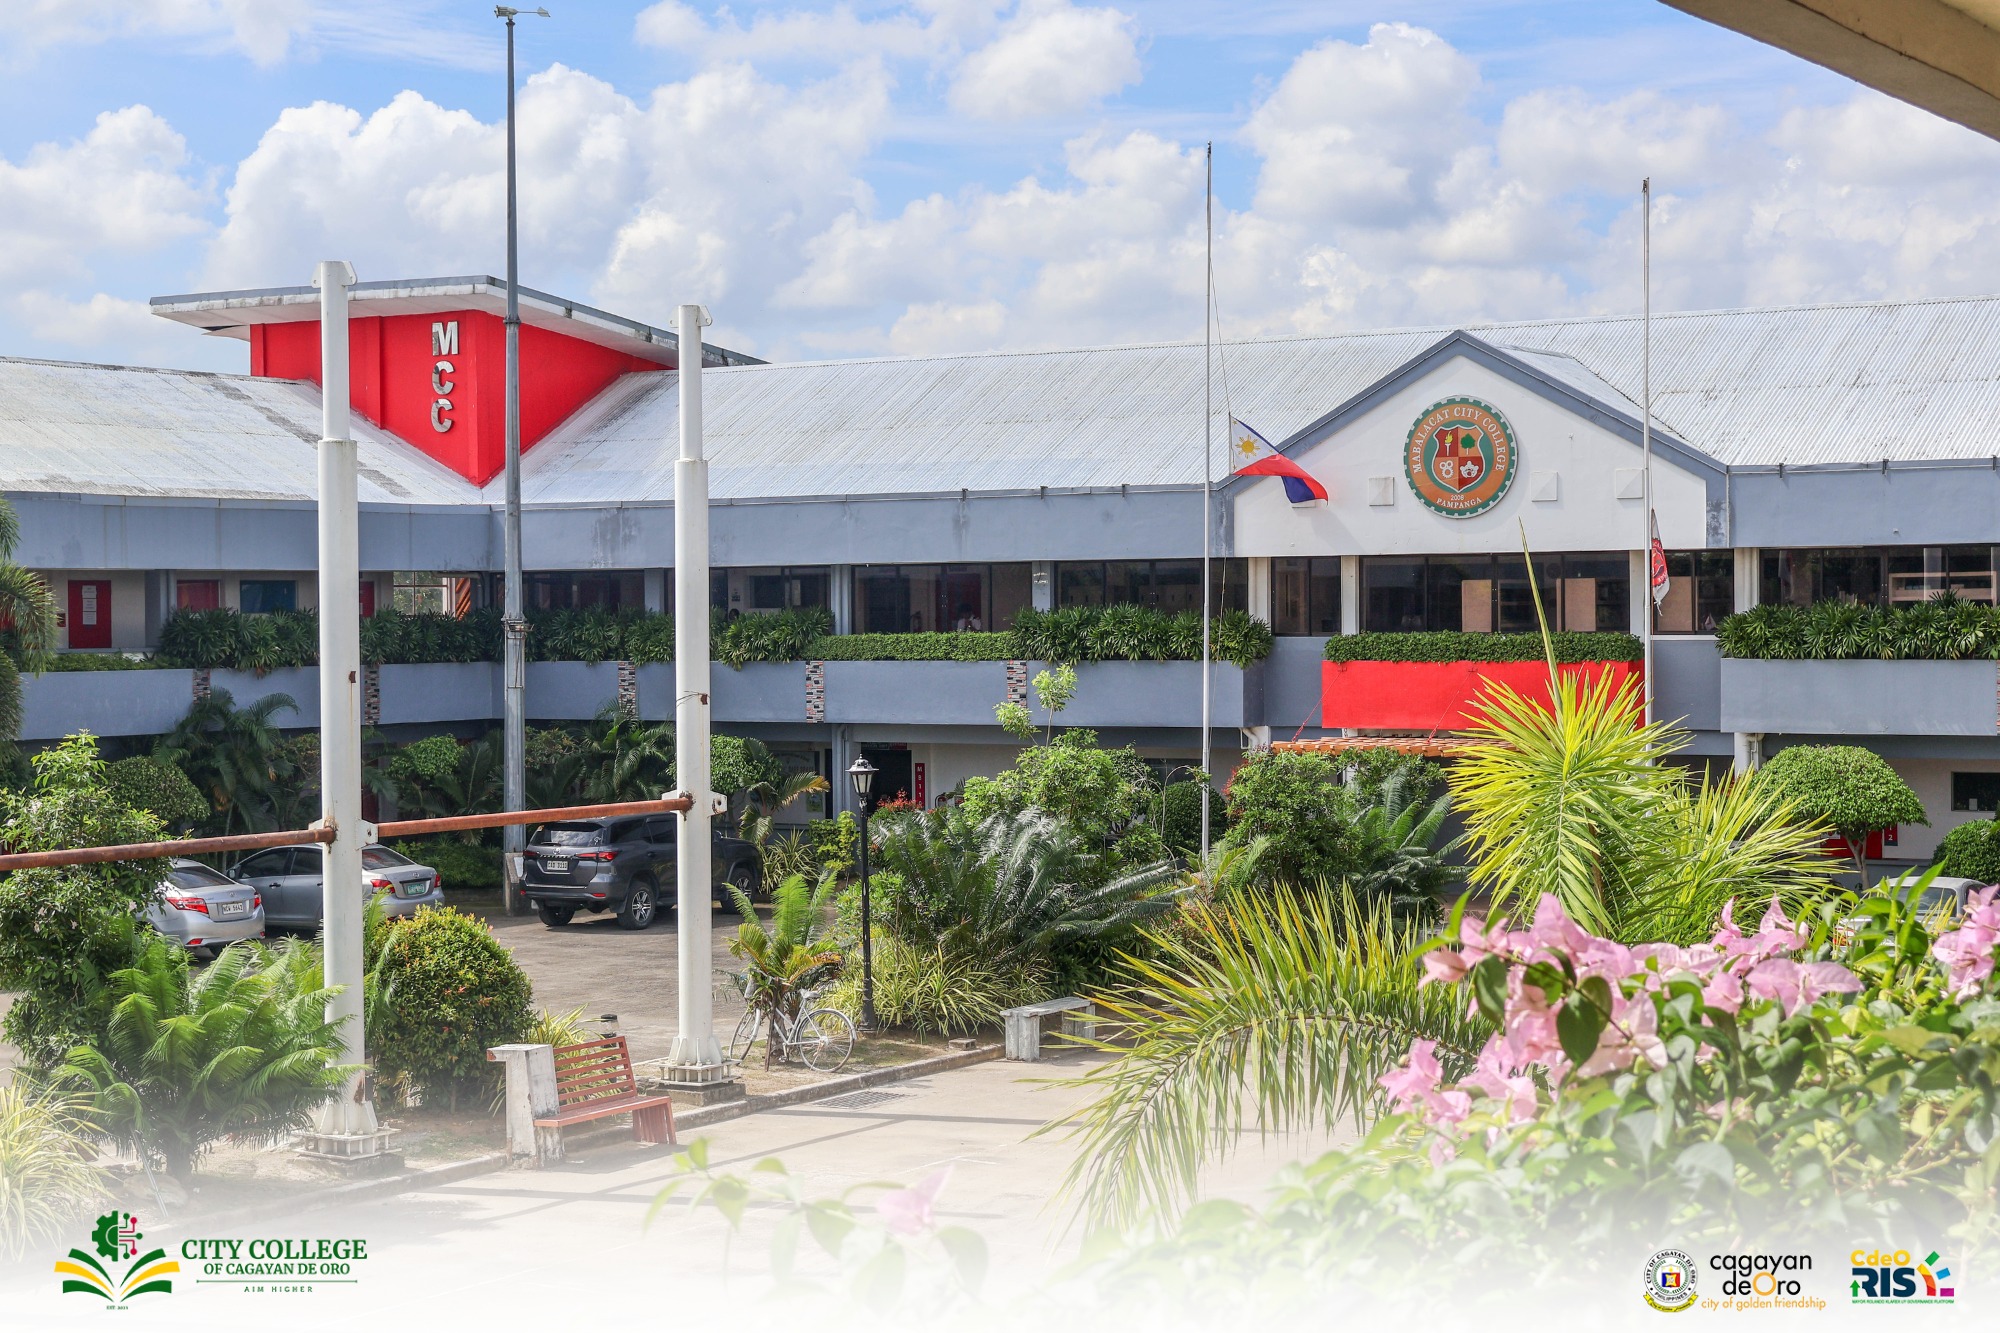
xmin=936 ymin=1225 xmax=989 ymax=1294
xmin=1471 ymin=954 xmax=1511 ymax=1025
xmin=850 ymin=1242 xmax=908 ymax=1308
xmin=804 ymin=1201 xmax=855 ymax=1255
xmin=1557 ymin=993 xmax=1609 ymax=1066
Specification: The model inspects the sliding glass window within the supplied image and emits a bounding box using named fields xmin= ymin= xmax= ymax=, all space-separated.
xmin=1273 ymin=557 xmax=1341 ymax=635
xmin=850 ymin=564 xmax=1033 ymax=633
xmin=1055 ymin=559 xmax=1247 ymax=615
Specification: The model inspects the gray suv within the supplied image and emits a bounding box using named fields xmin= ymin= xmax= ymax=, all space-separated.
xmin=525 ymin=815 xmax=761 ymax=930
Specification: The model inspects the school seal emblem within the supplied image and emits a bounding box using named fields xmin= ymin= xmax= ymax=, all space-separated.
xmin=1404 ymin=397 xmax=1518 ymax=517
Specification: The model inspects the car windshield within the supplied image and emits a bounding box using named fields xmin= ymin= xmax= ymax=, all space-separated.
xmin=362 ymin=846 xmax=413 ymax=870
xmin=531 ymin=823 xmax=606 ymax=848
xmin=169 ymin=863 xmax=235 ymax=890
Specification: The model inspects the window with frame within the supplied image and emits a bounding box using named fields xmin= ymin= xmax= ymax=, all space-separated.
xmin=238 ymin=579 xmax=297 ymax=614
xmin=1653 ymin=552 xmax=1736 ymax=634
xmin=175 ymin=579 xmax=221 ymax=612
xmin=1952 ymin=772 xmax=2000 ymax=813
xmin=1360 ymin=554 xmax=1630 ymax=632
xmin=1273 ymin=558 xmax=1341 ymax=635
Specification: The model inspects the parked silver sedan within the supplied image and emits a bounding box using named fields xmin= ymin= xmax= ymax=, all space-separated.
xmin=146 ymin=858 xmax=265 ymax=956
xmin=227 ymin=843 xmax=443 ymax=931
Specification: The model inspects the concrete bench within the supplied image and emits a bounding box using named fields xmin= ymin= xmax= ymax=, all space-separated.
xmin=1001 ymin=997 xmax=1096 ymax=1061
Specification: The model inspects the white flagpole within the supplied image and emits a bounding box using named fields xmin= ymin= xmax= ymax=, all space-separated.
xmin=1200 ymin=142 xmax=1213 ymax=862
xmin=1641 ymin=177 xmax=1655 ymax=726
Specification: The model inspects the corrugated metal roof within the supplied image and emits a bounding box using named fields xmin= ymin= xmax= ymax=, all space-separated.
xmin=504 ymin=292 xmax=2000 ymax=504
xmin=0 ymin=357 xmax=478 ymax=505
xmin=15 ymin=293 xmax=2000 ymax=509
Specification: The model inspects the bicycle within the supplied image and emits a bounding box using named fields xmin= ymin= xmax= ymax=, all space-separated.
xmin=724 ymin=984 xmax=856 ymax=1073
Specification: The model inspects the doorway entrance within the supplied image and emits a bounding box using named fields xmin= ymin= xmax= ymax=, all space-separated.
xmin=860 ymin=746 xmax=914 ymax=814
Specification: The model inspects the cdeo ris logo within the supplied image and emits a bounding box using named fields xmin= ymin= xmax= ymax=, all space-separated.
xmin=1850 ymin=1248 xmax=1955 ymax=1303
xmin=53 ymin=1211 xmax=179 ymax=1309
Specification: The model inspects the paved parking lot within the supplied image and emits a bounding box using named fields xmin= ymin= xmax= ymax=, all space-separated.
xmin=471 ymin=896 xmax=752 ymax=1064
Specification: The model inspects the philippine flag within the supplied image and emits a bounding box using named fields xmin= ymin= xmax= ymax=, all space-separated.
xmin=1228 ymin=416 xmax=1328 ymax=505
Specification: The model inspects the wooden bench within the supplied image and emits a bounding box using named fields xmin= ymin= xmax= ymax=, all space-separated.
xmin=1001 ymin=997 xmax=1096 ymax=1061
xmin=534 ymin=1037 xmax=677 ymax=1146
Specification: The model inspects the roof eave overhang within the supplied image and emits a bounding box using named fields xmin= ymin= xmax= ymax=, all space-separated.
xmin=148 ymin=276 xmax=762 ymax=367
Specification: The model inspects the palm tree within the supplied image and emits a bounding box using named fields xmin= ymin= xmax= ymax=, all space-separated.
xmin=152 ymin=689 xmax=299 ymax=833
xmin=57 ymin=935 xmax=353 ymax=1184
xmin=0 ymin=496 xmax=57 ymax=767
xmin=1346 ymin=769 xmax=1454 ymax=918
xmin=580 ymin=709 xmax=675 ymax=804
xmin=727 ymin=874 xmax=843 ymax=1068
xmin=1048 ymin=886 xmax=1487 ymax=1226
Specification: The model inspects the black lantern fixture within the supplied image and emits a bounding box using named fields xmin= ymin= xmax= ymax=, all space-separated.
xmin=847 ymin=756 xmax=879 ymax=1031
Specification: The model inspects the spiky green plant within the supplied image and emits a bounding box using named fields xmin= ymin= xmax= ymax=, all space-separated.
xmin=727 ymin=874 xmax=844 ymax=1068
xmin=57 ymin=935 xmax=355 ymax=1183
xmin=0 ymin=1086 xmax=107 ymax=1261
xmin=1047 ymin=887 xmax=1487 ymax=1227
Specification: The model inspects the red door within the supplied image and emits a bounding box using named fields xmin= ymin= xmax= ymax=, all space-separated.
xmin=68 ymin=580 xmax=112 ymax=650
xmin=359 ymin=581 xmax=377 ymax=618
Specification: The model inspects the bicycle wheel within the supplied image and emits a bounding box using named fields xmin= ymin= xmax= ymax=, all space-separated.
xmin=796 ymin=1008 xmax=856 ymax=1074
xmin=725 ymin=1008 xmax=762 ymax=1065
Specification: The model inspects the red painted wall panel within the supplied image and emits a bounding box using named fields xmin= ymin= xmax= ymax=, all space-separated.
xmin=247 ymin=311 xmax=663 ymax=484
xmin=1320 ymin=658 xmax=1641 ymax=731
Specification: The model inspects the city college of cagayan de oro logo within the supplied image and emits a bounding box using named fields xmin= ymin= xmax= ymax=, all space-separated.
xmin=1404 ymin=397 xmax=1519 ymax=518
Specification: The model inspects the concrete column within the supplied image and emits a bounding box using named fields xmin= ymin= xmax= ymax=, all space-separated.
xmin=1628 ymin=549 xmax=1649 ymax=635
xmin=143 ymin=571 xmax=171 ymax=649
xmin=830 ymin=565 xmax=854 ymax=634
xmin=487 ymin=1043 xmax=561 ymax=1165
xmin=644 ymin=568 xmax=667 ymax=614
xmin=1031 ymin=561 xmax=1055 ymax=612
xmin=669 ymin=303 xmax=723 ymax=1077
xmin=1733 ymin=547 xmax=1760 ymax=613
xmin=309 ymin=259 xmax=379 ymax=1146
xmin=1246 ymin=557 xmax=1273 ymax=623
xmin=1339 ymin=556 xmax=1361 ymax=635
xmin=1733 ymin=731 xmax=1764 ymax=774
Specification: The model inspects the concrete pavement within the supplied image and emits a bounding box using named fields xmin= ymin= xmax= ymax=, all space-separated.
xmin=4 ymin=1047 xmax=1345 ymax=1331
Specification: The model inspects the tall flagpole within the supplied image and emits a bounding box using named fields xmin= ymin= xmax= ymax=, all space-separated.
xmin=1199 ymin=142 xmax=1213 ymax=862
xmin=1641 ymin=178 xmax=1655 ymax=725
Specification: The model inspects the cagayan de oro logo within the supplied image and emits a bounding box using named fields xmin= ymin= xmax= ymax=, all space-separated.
xmin=1643 ymin=1247 xmax=1699 ymax=1313
xmin=55 ymin=1211 xmax=178 ymax=1309
xmin=1404 ymin=396 xmax=1519 ymax=518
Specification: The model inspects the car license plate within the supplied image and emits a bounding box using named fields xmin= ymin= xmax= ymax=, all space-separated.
xmin=216 ymin=900 xmax=248 ymax=920
xmin=542 ymin=858 xmax=570 ymax=874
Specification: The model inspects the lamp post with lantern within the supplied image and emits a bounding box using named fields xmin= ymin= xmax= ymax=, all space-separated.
xmin=847 ymin=756 xmax=879 ymax=1031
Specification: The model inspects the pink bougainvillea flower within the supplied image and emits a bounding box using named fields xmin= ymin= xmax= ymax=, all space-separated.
xmin=1380 ymin=1038 xmax=1444 ymax=1113
xmin=1500 ymin=999 xmax=1564 ymax=1073
xmin=1573 ymin=991 xmax=1667 ymax=1078
xmin=1796 ymin=961 xmax=1862 ymax=1009
xmin=1529 ymin=896 xmax=1593 ymax=957
xmin=1428 ymin=1136 xmax=1457 ymax=1167
xmin=876 ymin=1166 xmax=951 ymax=1236
xmin=1712 ymin=899 xmax=1747 ymax=956
xmin=1421 ymin=948 xmax=1468 ymax=987
xmin=1702 ymin=968 xmax=1744 ymax=1015
xmin=1933 ymin=891 xmax=2000 ymax=999
xmin=1465 ymin=1035 xmax=1540 ymax=1125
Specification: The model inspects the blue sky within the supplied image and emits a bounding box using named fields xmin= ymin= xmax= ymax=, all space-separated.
xmin=0 ymin=2 xmax=1987 ymax=371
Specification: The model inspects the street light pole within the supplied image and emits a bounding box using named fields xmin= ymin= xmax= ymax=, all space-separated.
xmin=496 ymin=6 xmax=547 ymax=915
xmin=847 ymin=756 xmax=878 ymax=1031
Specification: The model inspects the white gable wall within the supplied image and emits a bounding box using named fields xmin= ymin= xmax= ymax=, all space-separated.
xmin=1231 ymin=355 xmax=1710 ymax=557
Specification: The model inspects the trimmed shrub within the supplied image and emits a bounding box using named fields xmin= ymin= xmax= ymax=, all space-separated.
xmin=1717 ymin=593 xmax=2000 ymax=660
xmin=812 ymin=632 xmax=1015 ymax=661
xmin=370 ymin=908 xmax=532 ymax=1109
xmin=1934 ymin=818 xmax=2000 ymax=883
xmin=1007 ymin=605 xmax=1274 ymax=667
xmin=40 ymin=654 xmax=150 ymax=671
xmin=1154 ymin=780 xmax=1226 ymax=858
xmin=103 ymin=755 xmax=207 ymax=831
xmin=1323 ymin=631 xmax=1643 ymax=663
xmin=392 ymin=839 xmax=503 ymax=892
xmin=1222 ymin=749 xmax=1363 ymax=888
xmin=1756 ymin=744 xmax=1927 ymax=875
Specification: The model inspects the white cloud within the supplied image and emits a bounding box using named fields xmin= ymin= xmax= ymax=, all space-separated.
xmin=198 ymin=60 xmax=894 ymax=351
xmin=950 ymin=0 xmax=1140 ymax=120
xmin=11 ymin=1 xmax=497 ymax=71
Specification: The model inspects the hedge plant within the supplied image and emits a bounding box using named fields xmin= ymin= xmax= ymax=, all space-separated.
xmin=1717 ymin=593 xmax=2000 ymax=660
xmin=102 ymin=755 xmax=207 ymax=831
xmin=390 ymin=839 xmax=503 ymax=891
xmin=812 ymin=631 xmax=1015 ymax=661
xmin=1323 ymin=631 xmax=1643 ymax=664
xmin=1934 ymin=818 xmax=2000 ymax=883
xmin=1755 ymin=744 xmax=1927 ymax=878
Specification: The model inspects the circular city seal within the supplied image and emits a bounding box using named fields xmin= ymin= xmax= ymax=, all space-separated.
xmin=1643 ymin=1248 xmax=1700 ymax=1313
xmin=1404 ymin=396 xmax=1519 ymax=517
